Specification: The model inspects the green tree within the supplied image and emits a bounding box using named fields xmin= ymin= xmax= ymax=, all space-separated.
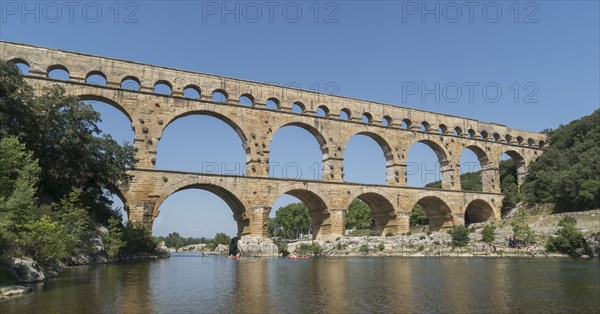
xmin=511 ymin=210 xmax=535 ymax=244
xmin=481 ymin=224 xmax=496 ymax=243
xmin=448 ymin=225 xmax=470 ymax=247
xmin=214 ymin=232 xmax=231 ymax=246
xmin=17 ymin=216 xmax=70 ymax=263
xmin=345 ymin=199 xmax=374 ymax=230
xmin=269 ymin=203 xmax=311 ymax=239
xmin=53 ymin=189 xmax=92 ymax=251
xmin=410 ymin=204 xmax=429 ymax=227
xmin=522 ymin=109 xmax=600 ymax=212
xmin=0 ymin=60 xmax=135 ymax=222
xmin=546 ymin=216 xmax=586 ymax=257
xmin=0 ymin=136 xmax=40 ymax=229
xmin=103 ymin=217 xmax=125 ymax=257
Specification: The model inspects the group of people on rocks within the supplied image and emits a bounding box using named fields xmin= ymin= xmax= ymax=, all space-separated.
xmin=506 ymin=235 xmax=524 ymax=248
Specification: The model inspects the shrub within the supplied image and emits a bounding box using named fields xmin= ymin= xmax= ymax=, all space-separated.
xmin=350 ymin=229 xmax=378 ymax=236
xmin=17 ymin=215 xmax=70 ymax=264
xmin=297 ymin=242 xmax=322 ymax=255
xmin=0 ymin=228 xmax=14 ymax=258
xmin=271 ymin=238 xmax=288 ymax=256
xmin=511 ymin=210 xmax=536 ymax=244
xmin=546 ymin=216 xmax=586 ymax=257
xmin=481 ymin=224 xmax=496 ymax=244
xmin=335 ymin=242 xmax=345 ymax=250
xmin=378 ymin=242 xmax=385 ymax=251
xmin=385 ymin=232 xmax=394 ymax=237
xmin=359 ymin=244 xmax=369 ymax=254
xmin=448 ymin=225 xmax=470 ymax=247
xmin=121 ymin=223 xmax=157 ymax=254
xmin=419 ymin=235 xmax=426 ymax=240
xmin=103 ymin=217 xmax=125 ymax=257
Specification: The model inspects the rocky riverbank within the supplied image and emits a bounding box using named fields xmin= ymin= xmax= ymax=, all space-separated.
xmin=0 ymin=234 xmax=170 ymax=291
xmin=285 ymin=209 xmax=600 ymax=258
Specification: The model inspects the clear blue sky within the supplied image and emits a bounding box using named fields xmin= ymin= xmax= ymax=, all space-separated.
xmin=1 ymin=1 xmax=598 ymax=238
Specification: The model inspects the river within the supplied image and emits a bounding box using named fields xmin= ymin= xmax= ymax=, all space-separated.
xmin=1 ymin=254 xmax=599 ymax=313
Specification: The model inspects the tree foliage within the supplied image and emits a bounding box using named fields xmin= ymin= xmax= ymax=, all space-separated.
xmin=481 ymin=224 xmax=496 ymax=243
xmin=0 ymin=60 xmax=135 ymax=223
xmin=269 ymin=203 xmax=311 ymax=239
xmin=214 ymin=232 xmax=231 ymax=245
xmin=546 ymin=216 xmax=586 ymax=257
xmin=522 ymin=109 xmax=600 ymax=212
xmin=345 ymin=199 xmax=374 ymax=230
xmin=410 ymin=204 xmax=429 ymax=227
xmin=448 ymin=225 xmax=470 ymax=247
xmin=511 ymin=210 xmax=535 ymax=244
xmin=0 ymin=60 xmax=152 ymax=264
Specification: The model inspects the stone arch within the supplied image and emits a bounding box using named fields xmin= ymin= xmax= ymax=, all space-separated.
xmin=271 ymin=121 xmax=328 ymax=153
xmin=381 ymin=115 xmax=392 ymax=126
xmin=401 ymin=118 xmax=412 ymax=129
xmin=480 ymin=130 xmax=489 ymax=140
xmin=162 ymin=110 xmax=248 ymax=148
xmin=239 ymin=93 xmax=255 ymax=106
xmin=183 ymin=84 xmax=202 ymax=99
xmin=343 ymin=131 xmax=395 ymax=184
xmin=464 ymin=199 xmax=495 ymax=225
xmin=272 ymin=188 xmax=330 ymax=240
xmin=339 ymin=108 xmax=352 ymax=120
xmin=76 ymin=94 xmax=134 ymax=124
xmin=154 ymin=80 xmax=173 ymax=95
xmin=9 ymin=58 xmax=30 ymax=75
xmin=9 ymin=57 xmax=29 ymax=67
xmin=316 ymin=105 xmax=330 ymax=117
xmin=438 ymin=124 xmax=448 ymax=134
xmin=412 ymin=196 xmax=454 ymax=231
xmin=361 ymin=112 xmax=373 ymax=124
xmin=499 ymin=149 xmax=526 ymax=186
xmin=85 ymin=71 xmax=107 ymax=85
xmin=153 ymin=180 xmax=249 ymax=236
xmin=411 ymin=139 xmax=450 ymax=177
xmin=291 ymin=102 xmax=305 ymax=114
xmin=212 ymin=89 xmax=228 ymax=102
xmin=353 ymin=192 xmax=397 ymax=235
xmin=120 ymin=76 xmax=141 ymax=91
xmin=462 ymin=145 xmax=490 ymax=168
xmin=459 ymin=144 xmax=493 ymax=191
xmin=47 ymin=64 xmax=69 ymax=80
xmin=106 ymin=186 xmax=130 ymax=219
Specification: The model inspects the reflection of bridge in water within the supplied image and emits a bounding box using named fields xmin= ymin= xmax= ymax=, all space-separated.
xmin=1 ymin=41 xmax=546 ymax=240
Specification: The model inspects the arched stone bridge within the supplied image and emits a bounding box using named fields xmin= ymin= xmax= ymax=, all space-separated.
xmin=1 ymin=41 xmax=547 ymax=240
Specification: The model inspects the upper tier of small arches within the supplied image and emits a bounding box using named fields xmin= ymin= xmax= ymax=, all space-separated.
xmin=8 ymin=56 xmax=546 ymax=149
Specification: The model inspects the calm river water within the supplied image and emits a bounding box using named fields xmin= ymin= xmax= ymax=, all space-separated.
xmin=1 ymin=254 xmax=599 ymax=313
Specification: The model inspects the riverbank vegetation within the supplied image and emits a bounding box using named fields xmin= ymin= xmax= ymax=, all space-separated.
xmin=0 ymin=61 xmax=160 ymax=279
xmin=154 ymin=232 xmax=231 ymax=251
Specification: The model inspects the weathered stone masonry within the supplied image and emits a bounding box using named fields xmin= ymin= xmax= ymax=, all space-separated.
xmin=1 ymin=41 xmax=547 ymax=240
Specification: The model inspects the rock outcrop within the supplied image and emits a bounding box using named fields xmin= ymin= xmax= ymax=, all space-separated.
xmin=238 ymin=238 xmax=279 ymax=256
xmin=0 ymin=286 xmax=33 ymax=299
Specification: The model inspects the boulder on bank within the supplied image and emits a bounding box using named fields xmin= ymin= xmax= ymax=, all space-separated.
xmin=0 ymin=285 xmax=33 ymax=298
xmin=238 ymin=238 xmax=278 ymax=256
xmin=177 ymin=244 xmax=207 ymax=252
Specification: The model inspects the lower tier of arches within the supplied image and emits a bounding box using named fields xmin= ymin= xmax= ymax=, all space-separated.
xmin=123 ymin=169 xmax=503 ymax=240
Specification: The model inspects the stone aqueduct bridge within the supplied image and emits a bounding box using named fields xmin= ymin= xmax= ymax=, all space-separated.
xmin=1 ymin=42 xmax=547 ymax=240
